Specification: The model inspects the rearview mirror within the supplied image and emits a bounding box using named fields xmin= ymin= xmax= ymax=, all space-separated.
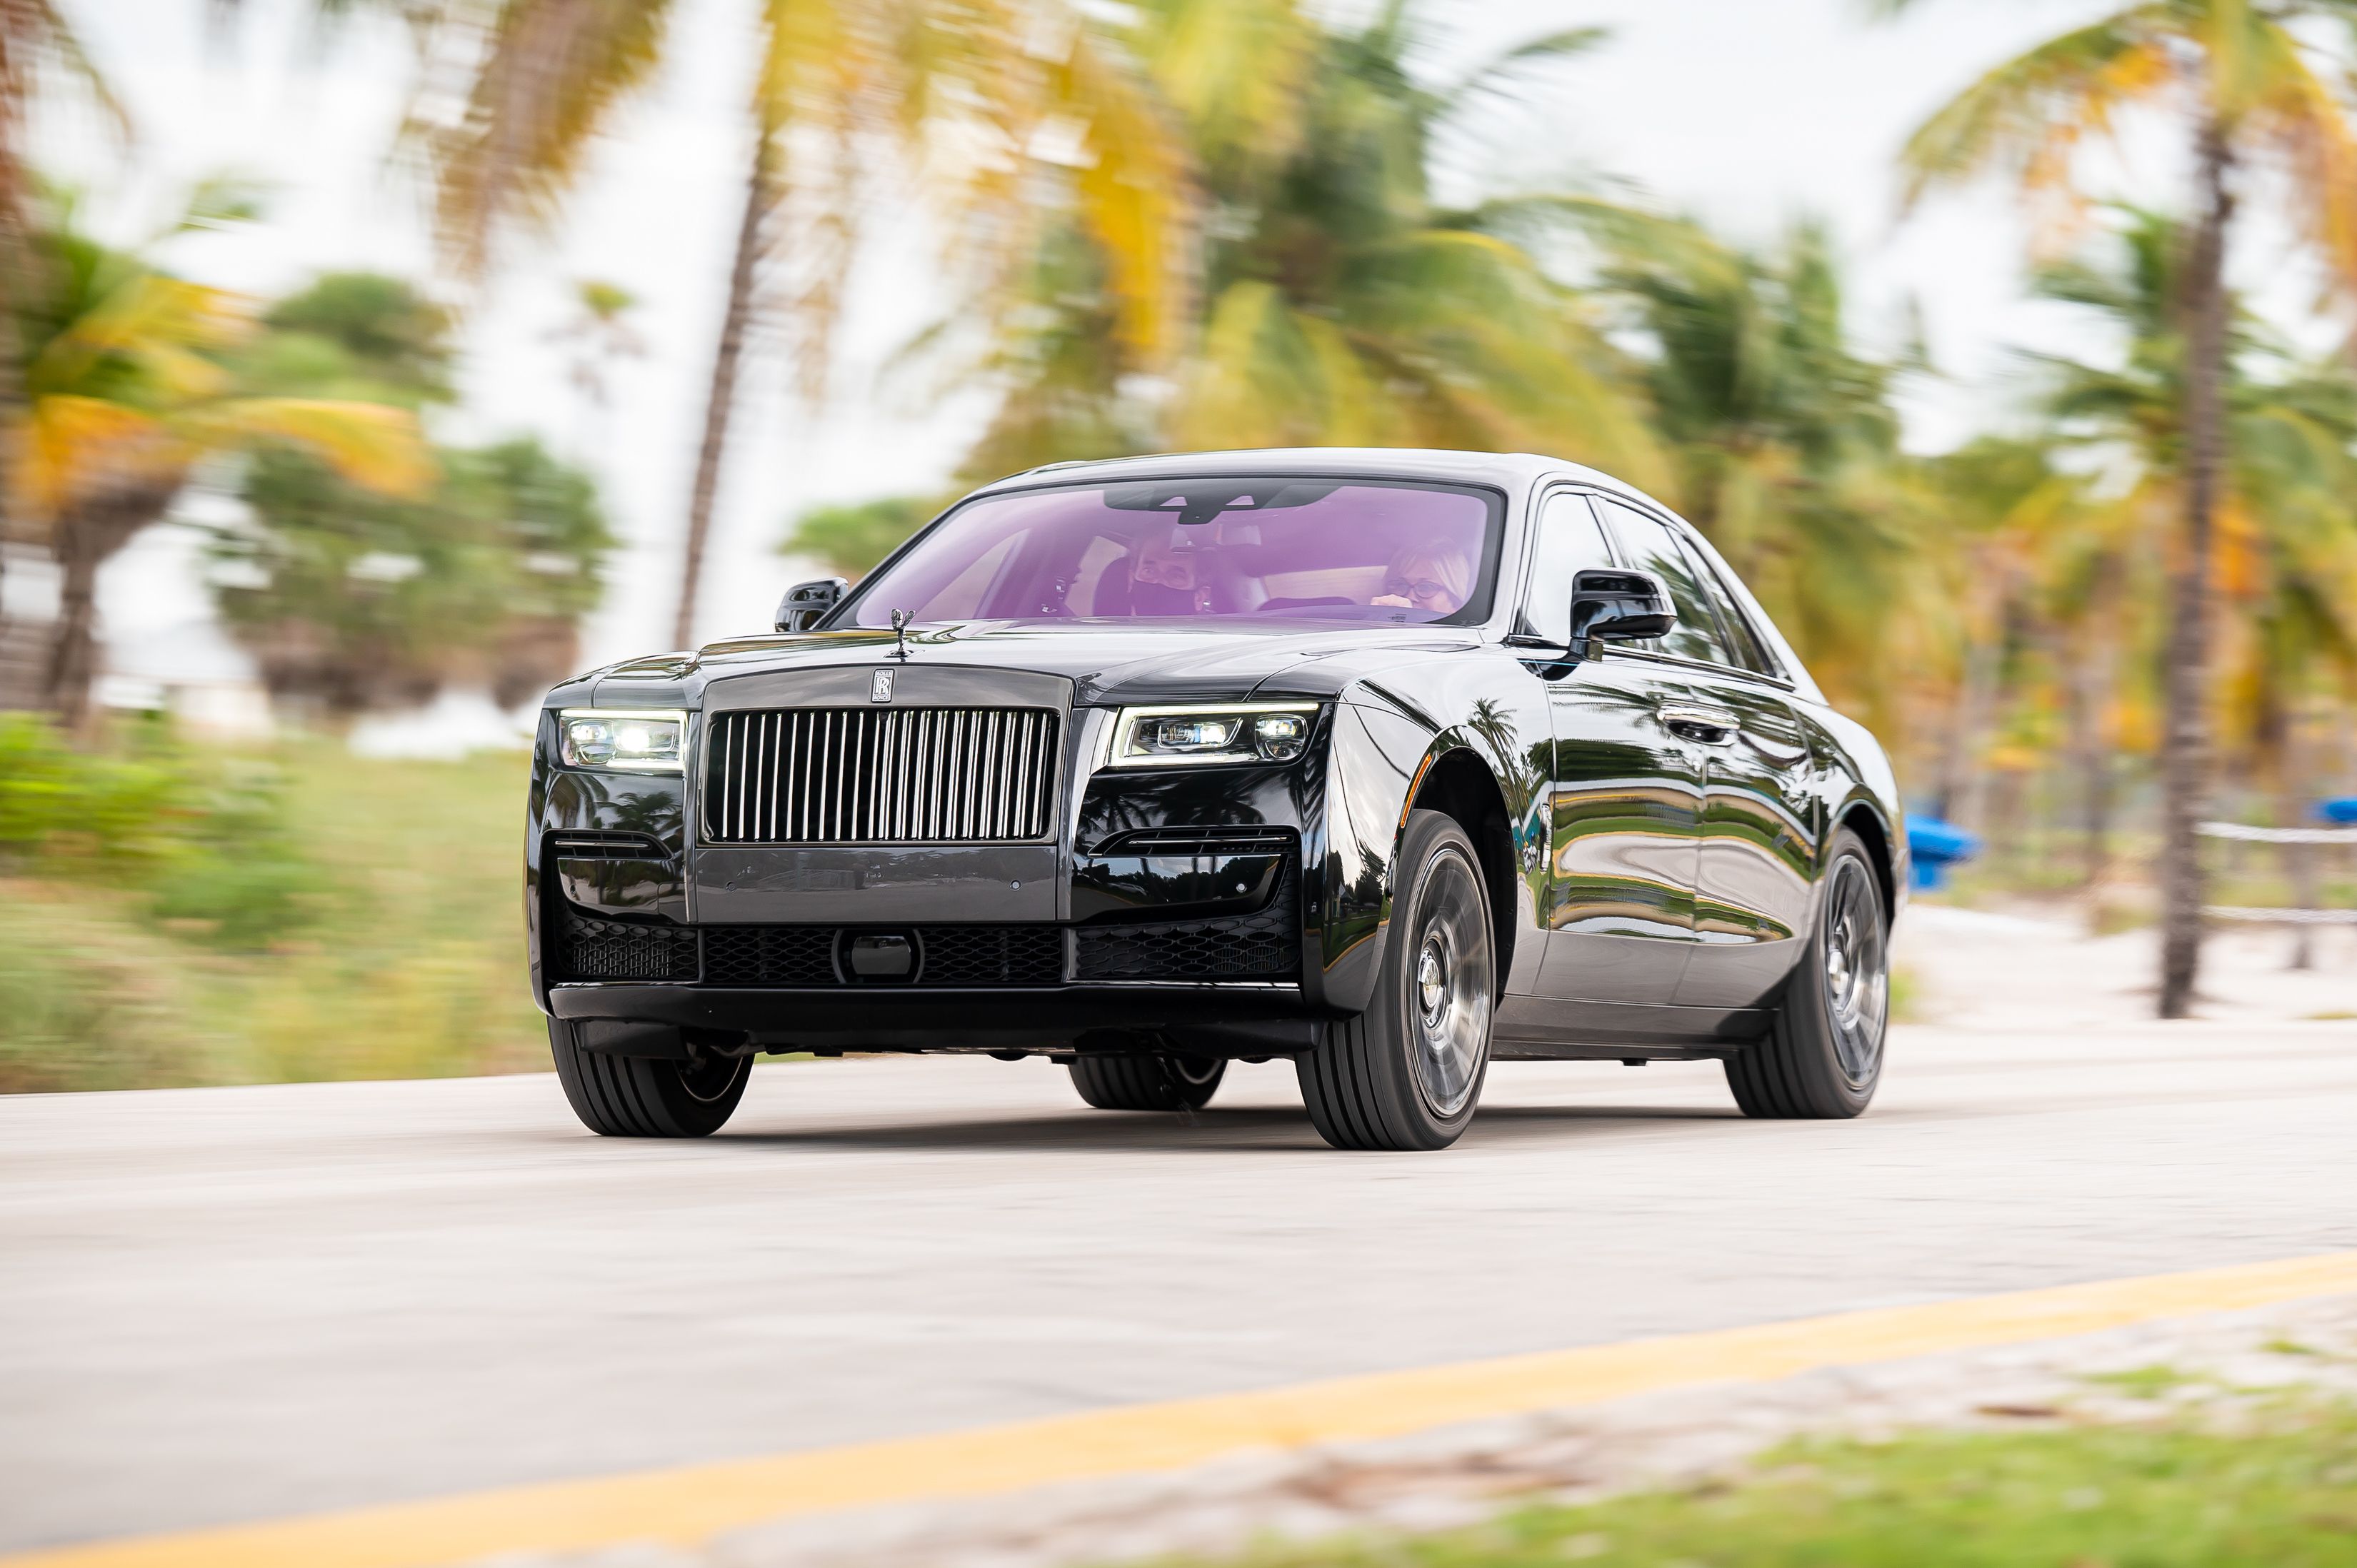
xmin=1571 ymin=568 xmax=1675 ymax=653
xmin=776 ymin=577 xmax=849 ymax=633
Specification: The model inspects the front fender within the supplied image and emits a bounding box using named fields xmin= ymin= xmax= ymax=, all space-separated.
xmin=1313 ymin=665 xmax=1551 ymax=1014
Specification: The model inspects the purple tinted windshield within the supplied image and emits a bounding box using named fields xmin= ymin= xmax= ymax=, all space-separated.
xmin=847 ymin=478 xmax=1501 ymax=628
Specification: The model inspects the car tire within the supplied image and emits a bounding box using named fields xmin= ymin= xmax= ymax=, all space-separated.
xmin=549 ymin=1017 xmax=751 ymax=1137
xmin=1296 ymin=809 xmax=1493 ymax=1151
xmin=1725 ymin=825 xmax=1888 ymax=1119
xmin=1068 ymin=1053 xmax=1226 ymax=1110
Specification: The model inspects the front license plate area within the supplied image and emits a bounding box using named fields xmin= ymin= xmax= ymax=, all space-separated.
xmin=688 ymin=845 xmax=1060 ymax=922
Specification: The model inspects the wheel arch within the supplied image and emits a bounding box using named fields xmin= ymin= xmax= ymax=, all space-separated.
xmin=1408 ymin=746 xmax=1518 ymax=996
xmin=1835 ymin=800 xmax=1897 ymax=928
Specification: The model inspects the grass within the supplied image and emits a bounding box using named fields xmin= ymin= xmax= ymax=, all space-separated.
xmin=1148 ymin=1401 xmax=2357 ymax=1568
xmin=3 ymin=740 xmax=541 ymax=1091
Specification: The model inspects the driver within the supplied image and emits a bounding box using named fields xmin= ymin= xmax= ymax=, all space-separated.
xmin=1372 ymin=540 xmax=1472 ymax=616
xmin=1128 ymin=527 xmax=1203 ymax=615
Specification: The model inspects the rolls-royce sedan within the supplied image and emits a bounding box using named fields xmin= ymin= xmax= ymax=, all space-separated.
xmin=529 ymin=448 xmax=1905 ymax=1150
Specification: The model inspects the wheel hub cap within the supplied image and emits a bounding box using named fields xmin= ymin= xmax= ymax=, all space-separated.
xmin=1406 ymin=849 xmax=1492 ymax=1119
xmin=1820 ymin=858 xmax=1887 ymax=1085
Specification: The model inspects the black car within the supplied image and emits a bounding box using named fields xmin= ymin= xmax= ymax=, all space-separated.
xmin=529 ymin=448 xmax=1905 ymax=1150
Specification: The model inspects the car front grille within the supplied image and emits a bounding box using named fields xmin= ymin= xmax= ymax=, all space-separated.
xmin=703 ymin=707 xmax=1059 ymax=845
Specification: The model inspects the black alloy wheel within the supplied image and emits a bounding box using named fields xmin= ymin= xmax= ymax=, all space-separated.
xmin=1724 ymin=824 xmax=1889 ymax=1119
xmin=1068 ymin=1052 xmax=1226 ymax=1111
xmin=549 ymin=1018 xmax=752 ymax=1136
xmin=1297 ymin=809 xmax=1494 ymax=1150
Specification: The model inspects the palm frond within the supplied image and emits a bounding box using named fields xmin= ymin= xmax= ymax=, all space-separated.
xmin=428 ymin=0 xmax=676 ymax=277
xmin=1436 ymin=25 xmax=1610 ymax=118
xmin=1896 ymin=5 xmax=2175 ymax=231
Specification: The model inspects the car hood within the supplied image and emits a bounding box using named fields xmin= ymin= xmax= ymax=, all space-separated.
xmin=562 ymin=620 xmax=1485 ymax=710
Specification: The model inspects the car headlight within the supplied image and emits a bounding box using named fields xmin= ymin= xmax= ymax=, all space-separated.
xmin=1108 ymin=704 xmax=1318 ymax=768
xmin=559 ymin=709 xmax=689 ymax=773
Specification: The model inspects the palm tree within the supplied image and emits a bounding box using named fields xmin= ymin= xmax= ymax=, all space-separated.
xmin=0 ymin=2 xmax=122 ymax=621
xmin=546 ymin=278 xmax=644 ymax=461
xmin=1586 ymin=216 xmax=1921 ymax=731
xmin=1879 ymin=0 xmax=2357 ymax=1015
xmin=945 ymin=0 xmax=1665 ymax=493
xmin=2027 ymin=205 xmax=2357 ymax=940
xmin=421 ymin=0 xmax=1194 ymax=649
xmin=7 ymin=202 xmax=431 ymax=728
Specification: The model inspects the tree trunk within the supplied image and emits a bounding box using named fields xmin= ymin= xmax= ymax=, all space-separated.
xmin=2279 ymin=700 xmax=2317 ymax=970
xmin=44 ymin=516 xmax=104 ymax=732
xmin=672 ymin=134 xmax=776 ymax=652
xmin=1934 ymin=564 xmax=2005 ymax=826
xmin=41 ymin=488 xmax=179 ymax=732
xmin=2073 ymin=644 xmax=2114 ymax=890
xmin=2158 ymin=122 xmax=2234 ymax=1019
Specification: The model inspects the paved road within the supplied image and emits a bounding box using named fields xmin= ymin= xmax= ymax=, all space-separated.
xmin=4 ymin=1020 xmax=2355 ymax=1552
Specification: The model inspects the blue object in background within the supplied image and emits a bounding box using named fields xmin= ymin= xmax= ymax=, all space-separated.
xmin=1907 ymin=817 xmax=1981 ymax=891
xmin=2321 ymin=797 xmax=2357 ymax=825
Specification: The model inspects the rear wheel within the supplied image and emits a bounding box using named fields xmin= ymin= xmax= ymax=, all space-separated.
xmin=1725 ymin=825 xmax=1888 ymax=1119
xmin=549 ymin=1017 xmax=751 ymax=1137
xmin=1068 ymin=1052 xmax=1226 ymax=1110
xmin=1296 ymin=810 xmax=1493 ymax=1150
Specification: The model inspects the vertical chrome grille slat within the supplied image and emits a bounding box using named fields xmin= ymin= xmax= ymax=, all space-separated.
xmin=703 ymin=707 xmax=1059 ymax=845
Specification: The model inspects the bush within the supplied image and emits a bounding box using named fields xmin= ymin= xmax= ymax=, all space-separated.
xmin=0 ymin=714 xmax=321 ymax=949
xmin=0 ymin=893 xmax=199 ymax=1092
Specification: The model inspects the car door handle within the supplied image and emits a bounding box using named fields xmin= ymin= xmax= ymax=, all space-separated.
xmin=1656 ymin=704 xmax=1740 ymax=745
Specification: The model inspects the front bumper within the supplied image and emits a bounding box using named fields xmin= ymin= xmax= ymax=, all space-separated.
xmin=547 ymin=981 xmax=1324 ymax=1056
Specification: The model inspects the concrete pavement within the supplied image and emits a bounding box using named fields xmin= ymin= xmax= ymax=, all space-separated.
xmin=3 ymin=1018 xmax=2354 ymax=1552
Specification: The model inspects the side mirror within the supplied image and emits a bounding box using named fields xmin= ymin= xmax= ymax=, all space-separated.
xmin=776 ymin=577 xmax=849 ymax=633
xmin=1570 ymin=568 xmax=1675 ymax=653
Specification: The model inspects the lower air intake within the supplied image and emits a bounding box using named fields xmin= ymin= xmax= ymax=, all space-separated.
xmin=1074 ymin=873 xmax=1300 ymax=980
xmin=556 ymin=908 xmax=699 ymax=982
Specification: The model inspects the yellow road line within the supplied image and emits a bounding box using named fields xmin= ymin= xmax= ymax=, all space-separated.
xmin=15 ymin=1250 xmax=2357 ymax=1568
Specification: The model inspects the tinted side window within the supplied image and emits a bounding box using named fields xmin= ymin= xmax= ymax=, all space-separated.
xmin=1676 ymin=536 xmax=1775 ymax=675
xmin=1593 ymin=498 xmax=1731 ymax=666
xmin=1521 ymin=491 xmax=1617 ymax=645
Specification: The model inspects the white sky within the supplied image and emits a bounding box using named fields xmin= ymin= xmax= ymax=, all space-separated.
xmin=34 ymin=0 xmax=2332 ymax=678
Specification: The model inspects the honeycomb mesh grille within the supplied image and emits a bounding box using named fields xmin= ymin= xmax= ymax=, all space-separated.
xmin=1073 ymin=871 xmax=1300 ymax=980
xmin=556 ymin=907 xmax=700 ymax=981
xmin=700 ymin=926 xmax=836 ymax=987
xmin=916 ymin=926 xmax=1064 ymax=986
xmin=697 ymin=925 xmax=1064 ymax=987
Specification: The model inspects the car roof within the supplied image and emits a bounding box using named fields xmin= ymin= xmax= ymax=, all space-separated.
xmin=972 ymin=446 xmax=1647 ymax=503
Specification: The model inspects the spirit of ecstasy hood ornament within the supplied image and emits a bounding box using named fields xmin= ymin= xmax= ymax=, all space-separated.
xmin=890 ymin=608 xmax=913 ymax=660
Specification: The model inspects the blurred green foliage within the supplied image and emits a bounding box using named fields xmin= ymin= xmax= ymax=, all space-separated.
xmin=783 ymin=496 xmax=936 ymax=580
xmin=0 ymin=720 xmax=538 ymax=1094
xmin=206 ymin=271 xmax=614 ymax=715
xmin=0 ymin=713 xmax=319 ymax=949
xmin=1153 ymin=1399 xmax=2357 ymax=1568
xmin=214 ymin=436 xmax=611 ymax=712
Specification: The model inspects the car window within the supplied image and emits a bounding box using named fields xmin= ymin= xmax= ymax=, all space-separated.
xmin=1676 ymin=533 xmax=1776 ymax=675
xmin=1592 ymin=498 xmax=1733 ymax=666
xmin=904 ymin=532 xmax=1026 ymax=621
xmin=847 ymin=478 xmax=1505 ymax=627
xmin=1521 ymin=491 xmax=1617 ymax=645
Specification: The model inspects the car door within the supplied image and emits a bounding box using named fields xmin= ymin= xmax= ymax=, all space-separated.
xmin=1591 ymin=498 xmax=1818 ymax=1008
xmin=1518 ymin=491 xmax=1706 ymax=1007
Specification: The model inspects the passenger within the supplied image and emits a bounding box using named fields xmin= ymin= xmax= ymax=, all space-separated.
xmin=1372 ymin=540 xmax=1473 ymax=615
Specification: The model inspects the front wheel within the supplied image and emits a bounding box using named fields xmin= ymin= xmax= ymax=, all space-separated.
xmin=1068 ymin=1053 xmax=1226 ymax=1110
xmin=549 ymin=1018 xmax=751 ymax=1137
xmin=1296 ymin=810 xmax=1494 ymax=1150
xmin=1724 ymin=825 xmax=1888 ymax=1119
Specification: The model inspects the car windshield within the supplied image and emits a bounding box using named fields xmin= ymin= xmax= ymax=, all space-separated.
xmin=844 ymin=477 xmax=1503 ymax=628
